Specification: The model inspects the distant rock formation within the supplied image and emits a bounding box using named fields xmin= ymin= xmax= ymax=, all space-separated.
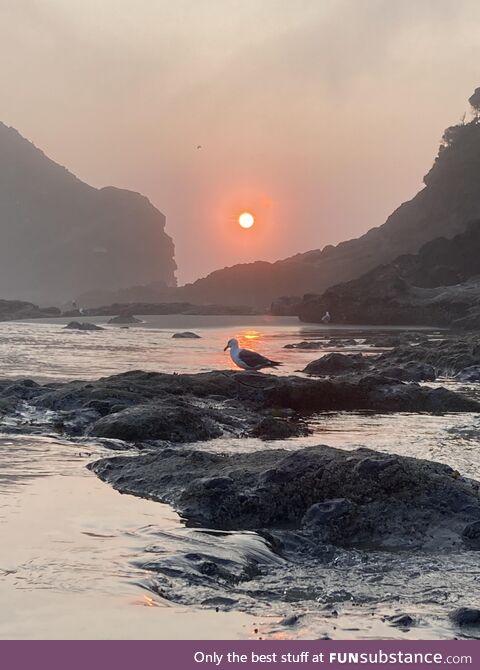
xmin=172 ymin=331 xmax=201 ymax=339
xmin=175 ymin=92 xmax=480 ymax=308
xmin=107 ymin=314 xmax=141 ymax=325
xmin=270 ymin=295 xmax=303 ymax=316
xmin=297 ymin=222 xmax=480 ymax=328
xmin=0 ymin=123 xmax=176 ymax=304
xmin=75 ymin=302 xmax=260 ymax=317
xmin=76 ymin=281 xmax=173 ymax=309
xmin=64 ymin=321 xmax=104 ymax=331
xmin=0 ymin=299 xmax=60 ymax=322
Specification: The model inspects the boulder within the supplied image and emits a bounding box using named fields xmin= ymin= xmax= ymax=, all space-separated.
xmin=449 ymin=608 xmax=480 ymax=627
xmin=89 ymin=400 xmax=223 ymax=443
xmin=377 ymin=363 xmax=436 ymax=382
xmin=456 ymin=366 xmax=480 ymax=382
xmin=64 ymin=321 xmax=103 ymax=331
xmin=108 ymin=314 xmax=141 ymax=324
xmin=462 ymin=520 xmax=480 ymax=549
xmin=172 ymin=331 xmax=201 ymax=339
xmin=376 ymin=337 xmax=480 ymax=377
xmin=251 ymin=416 xmax=310 ymax=440
xmin=284 ymin=341 xmax=324 ymax=350
xmin=385 ymin=614 xmax=416 ymax=629
xmin=303 ymin=353 xmax=368 ymax=376
xmin=89 ymin=444 xmax=480 ymax=550
xmin=1 ymin=369 xmax=477 ymax=439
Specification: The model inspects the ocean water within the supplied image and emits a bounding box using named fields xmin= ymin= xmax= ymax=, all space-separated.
xmin=0 ymin=317 xmax=479 ymax=640
xmin=0 ymin=314 xmax=424 ymax=381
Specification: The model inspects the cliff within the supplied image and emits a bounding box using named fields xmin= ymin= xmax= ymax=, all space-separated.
xmin=0 ymin=123 xmax=176 ymax=303
xmin=297 ymin=222 xmax=480 ymax=328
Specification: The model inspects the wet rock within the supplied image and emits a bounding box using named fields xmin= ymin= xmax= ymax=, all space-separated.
xmin=0 ymin=379 xmax=41 ymax=401
xmin=262 ymin=373 xmax=477 ymax=413
xmin=89 ymin=399 xmax=224 ymax=443
xmin=462 ymin=521 xmax=480 ymax=549
xmin=378 ymin=364 xmax=436 ymax=382
xmin=35 ymin=370 xmax=480 ymax=415
xmin=2 ymin=368 xmax=478 ymax=440
xmin=456 ymin=366 xmax=480 ymax=382
xmin=89 ymin=444 xmax=480 ymax=550
xmin=303 ymin=353 xmax=436 ymax=382
xmin=251 ymin=416 xmax=310 ymax=440
xmin=385 ymin=613 xmax=416 ymax=629
xmin=172 ymin=331 xmax=201 ymax=339
xmin=376 ymin=337 xmax=480 ymax=377
xmin=368 ymin=336 xmax=405 ymax=348
xmin=283 ymin=587 xmax=317 ymax=602
xmin=279 ymin=614 xmax=302 ymax=626
xmin=108 ymin=314 xmax=141 ymax=324
xmin=449 ymin=607 xmax=480 ymax=627
xmin=284 ymin=341 xmax=324 ymax=350
xmin=64 ymin=321 xmax=103 ymax=331
xmin=303 ymin=353 xmax=368 ymax=376
xmin=60 ymin=408 xmax=102 ymax=435
xmin=302 ymin=499 xmax=355 ymax=534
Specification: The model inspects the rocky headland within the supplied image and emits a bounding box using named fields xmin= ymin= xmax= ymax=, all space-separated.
xmin=0 ymin=299 xmax=60 ymax=322
xmin=0 ymin=122 xmax=176 ymax=304
xmin=298 ymin=223 xmax=480 ymax=328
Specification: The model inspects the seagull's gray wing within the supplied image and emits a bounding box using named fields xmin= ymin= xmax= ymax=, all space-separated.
xmin=238 ymin=348 xmax=273 ymax=368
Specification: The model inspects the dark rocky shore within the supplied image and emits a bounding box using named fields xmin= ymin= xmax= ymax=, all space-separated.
xmin=90 ymin=444 xmax=480 ymax=552
xmin=297 ymin=223 xmax=480 ymax=328
xmin=0 ymin=362 xmax=478 ymax=441
xmin=0 ymin=338 xmax=479 ymax=554
xmin=1 ymin=331 xmax=480 ymax=633
xmin=299 ymin=333 xmax=480 ymax=382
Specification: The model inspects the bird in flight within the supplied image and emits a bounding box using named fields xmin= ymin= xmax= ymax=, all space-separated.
xmin=224 ymin=338 xmax=282 ymax=371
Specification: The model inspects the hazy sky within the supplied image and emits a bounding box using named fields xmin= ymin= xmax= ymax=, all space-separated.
xmin=1 ymin=0 xmax=480 ymax=283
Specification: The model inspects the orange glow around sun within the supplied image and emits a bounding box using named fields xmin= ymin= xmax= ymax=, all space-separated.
xmin=238 ymin=211 xmax=255 ymax=229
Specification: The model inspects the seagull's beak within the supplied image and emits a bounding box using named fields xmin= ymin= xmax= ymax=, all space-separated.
xmin=223 ymin=344 xmax=229 ymax=351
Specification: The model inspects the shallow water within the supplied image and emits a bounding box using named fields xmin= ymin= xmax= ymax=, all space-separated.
xmin=0 ymin=318 xmax=479 ymax=639
xmin=0 ymin=434 xmax=253 ymax=639
xmin=1 ymin=315 xmax=427 ymax=381
xmin=192 ymin=411 xmax=480 ymax=480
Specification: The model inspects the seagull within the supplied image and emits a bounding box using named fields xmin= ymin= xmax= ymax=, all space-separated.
xmin=321 ymin=311 xmax=331 ymax=323
xmin=224 ymin=338 xmax=282 ymax=371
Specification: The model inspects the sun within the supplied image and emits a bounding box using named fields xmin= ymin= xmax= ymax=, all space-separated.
xmin=238 ymin=211 xmax=255 ymax=229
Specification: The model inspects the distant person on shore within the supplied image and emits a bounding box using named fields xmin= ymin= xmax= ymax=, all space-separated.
xmin=321 ymin=311 xmax=331 ymax=324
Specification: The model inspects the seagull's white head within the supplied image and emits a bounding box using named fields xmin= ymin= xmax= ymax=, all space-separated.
xmin=224 ymin=337 xmax=239 ymax=351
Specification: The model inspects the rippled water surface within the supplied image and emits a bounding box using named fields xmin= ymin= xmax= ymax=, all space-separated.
xmin=0 ymin=315 xmax=425 ymax=380
xmin=1 ymin=317 xmax=479 ymax=639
